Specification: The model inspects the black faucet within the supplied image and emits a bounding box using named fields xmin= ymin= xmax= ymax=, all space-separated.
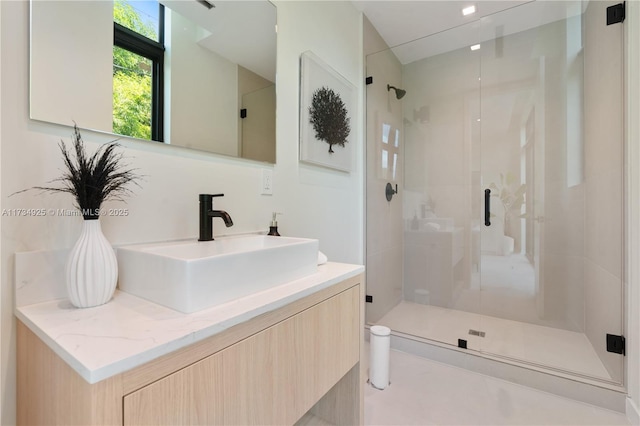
xmin=198 ymin=194 xmax=234 ymax=241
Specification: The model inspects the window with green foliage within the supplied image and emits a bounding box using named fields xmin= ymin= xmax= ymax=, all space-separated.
xmin=113 ymin=0 xmax=164 ymax=141
xmin=114 ymin=0 xmax=159 ymax=42
xmin=113 ymin=47 xmax=152 ymax=140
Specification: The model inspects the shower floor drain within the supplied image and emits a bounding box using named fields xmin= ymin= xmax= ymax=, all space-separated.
xmin=468 ymin=329 xmax=486 ymax=337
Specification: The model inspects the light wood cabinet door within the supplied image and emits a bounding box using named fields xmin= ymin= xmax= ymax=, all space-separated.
xmin=223 ymin=286 xmax=360 ymax=425
xmin=123 ymin=352 xmax=224 ymax=425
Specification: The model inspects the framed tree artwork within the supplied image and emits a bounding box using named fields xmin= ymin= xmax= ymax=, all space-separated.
xmin=299 ymin=51 xmax=357 ymax=172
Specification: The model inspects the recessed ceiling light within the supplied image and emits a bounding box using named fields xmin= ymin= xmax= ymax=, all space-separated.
xmin=462 ymin=5 xmax=476 ymax=16
xmin=470 ymin=44 xmax=481 ymax=51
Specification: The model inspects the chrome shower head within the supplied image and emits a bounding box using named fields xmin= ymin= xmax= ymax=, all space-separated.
xmin=387 ymin=84 xmax=406 ymax=100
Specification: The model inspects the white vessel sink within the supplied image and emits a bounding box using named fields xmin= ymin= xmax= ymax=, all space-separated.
xmin=117 ymin=235 xmax=319 ymax=313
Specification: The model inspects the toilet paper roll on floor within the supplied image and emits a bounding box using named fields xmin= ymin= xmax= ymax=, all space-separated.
xmin=369 ymin=325 xmax=391 ymax=390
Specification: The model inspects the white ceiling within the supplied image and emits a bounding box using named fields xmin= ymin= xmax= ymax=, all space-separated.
xmin=161 ymin=1 xmax=276 ymax=82
xmin=161 ymin=1 xmax=586 ymax=81
xmin=353 ymin=0 xmax=586 ymax=64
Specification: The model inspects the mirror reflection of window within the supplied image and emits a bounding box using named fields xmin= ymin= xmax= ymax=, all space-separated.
xmin=113 ymin=48 xmax=153 ymax=140
xmin=114 ymin=0 xmax=160 ymax=41
xmin=113 ymin=0 xmax=165 ymax=141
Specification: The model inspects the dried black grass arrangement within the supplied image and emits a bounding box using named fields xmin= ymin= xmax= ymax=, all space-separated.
xmin=308 ymin=86 xmax=351 ymax=153
xmin=17 ymin=124 xmax=140 ymax=220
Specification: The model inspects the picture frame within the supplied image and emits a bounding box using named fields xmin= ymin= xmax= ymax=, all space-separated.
xmin=299 ymin=51 xmax=357 ymax=172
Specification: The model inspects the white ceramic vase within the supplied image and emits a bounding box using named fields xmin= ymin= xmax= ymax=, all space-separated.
xmin=65 ymin=219 xmax=118 ymax=308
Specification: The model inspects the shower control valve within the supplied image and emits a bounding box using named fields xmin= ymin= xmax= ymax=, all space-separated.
xmin=386 ymin=183 xmax=398 ymax=202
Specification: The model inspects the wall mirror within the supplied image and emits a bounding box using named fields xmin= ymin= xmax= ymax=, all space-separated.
xmin=30 ymin=0 xmax=277 ymax=163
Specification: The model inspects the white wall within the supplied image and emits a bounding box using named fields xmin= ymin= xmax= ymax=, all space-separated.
xmin=166 ymin=9 xmax=238 ymax=154
xmin=30 ymin=1 xmax=113 ymax=133
xmin=0 ymin=1 xmax=363 ymax=423
xmin=272 ymin=1 xmax=363 ymax=261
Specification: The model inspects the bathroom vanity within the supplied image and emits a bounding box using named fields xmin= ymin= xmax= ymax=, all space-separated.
xmin=15 ymin=258 xmax=364 ymax=425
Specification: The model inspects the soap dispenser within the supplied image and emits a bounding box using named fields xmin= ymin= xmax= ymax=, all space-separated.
xmin=268 ymin=212 xmax=282 ymax=236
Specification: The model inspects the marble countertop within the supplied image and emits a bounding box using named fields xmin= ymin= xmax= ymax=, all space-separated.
xmin=15 ymin=262 xmax=364 ymax=384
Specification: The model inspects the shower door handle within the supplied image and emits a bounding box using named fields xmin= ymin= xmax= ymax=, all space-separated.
xmin=484 ymin=189 xmax=491 ymax=226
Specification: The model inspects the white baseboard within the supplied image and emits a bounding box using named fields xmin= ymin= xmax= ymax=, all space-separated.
xmin=627 ymin=398 xmax=640 ymax=425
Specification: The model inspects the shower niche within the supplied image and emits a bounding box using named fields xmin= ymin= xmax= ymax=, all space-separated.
xmin=365 ymin=0 xmax=625 ymax=387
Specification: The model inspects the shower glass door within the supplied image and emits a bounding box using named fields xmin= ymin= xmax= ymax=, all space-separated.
xmin=365 ymin=17 xmax=483 ymax=349
xmin=365 ymin=0 xmax=624 ymax=385
xmin=477 ymin=0 xmax=624 ymax=384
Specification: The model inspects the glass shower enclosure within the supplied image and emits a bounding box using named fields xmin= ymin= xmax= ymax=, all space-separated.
xmin=365 ymin=0 xmax=624 ymax=385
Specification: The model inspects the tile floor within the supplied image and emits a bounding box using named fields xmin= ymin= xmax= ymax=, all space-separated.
xmin=364 ymin=348 xmax=630 ymax=425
